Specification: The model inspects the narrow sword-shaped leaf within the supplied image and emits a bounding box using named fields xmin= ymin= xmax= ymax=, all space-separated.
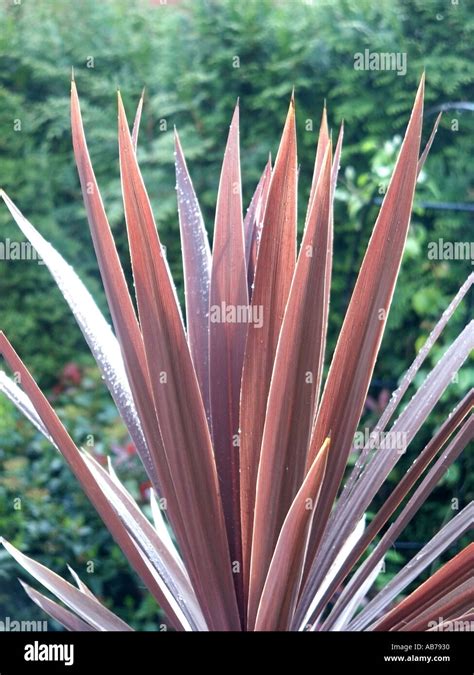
xmin=240 ymin=97 xmax=297 ymax=609
xmin=417 ymin=112 xmax=442 ymax=177
xmin=337 ymin=272 xmax=473 ymax=509
xmin=0 ymin=356 xmax=193 ymax=622
xmin=67 ymin=566 xmax=96 ymax=599
xmin=131 ymin=88 xmax=145 ymax=151
xmin=323 ymin=557 xmax=385 ymax=632
xmin=0 ymin=370 xmax=52 ymax=442
xmin=317 ymin=121 xmax=343 ymax=414
xmin=73 ymin=83 xmax=219 ymax=611
xmin=0 ymin=190 xmax=156 ymax=486
xmin=149 ymin=487 xmax=188 ymax=579
xmin=174 ymin=129 xmax=212 ymax=422
xmin=304 ymin=105 xmax=329 ymax=235
xmin=209 ymin=104 xmax=248 ymax=615
xmin=2 ymin=539 xmax=132 ymax=631
xmin=117 ymin=95 xmax=240 ymax=631
xmin=105 ymin=458 xmax=189 ymax=588
xmin=82 ymin=451 xmax=207 ymax=631
xmin=331 ymin=118 xmax=446 ymax=513
xmin=298 ymin=515 xmax=366 ymax=631
xmin=396 ymin=578 xmax=473 ymax=632
xmin=303 ymin=75 xmax=425 ymax=568
xmin=0 ymin=334 xmax=188 ymax=631
xmin=0 ymin=361 xmax=195 ymax=616
xmin=398 ymin=580 xmax=474 ymax=632
xmin=70 ymin=81 xmax=166 ymax=494
xmin=334 ymin=322 xmax=474 ymax=544
xmin=20 ymin=581 xmax=96 ymax=631
xmin=244 ymin=157 xmax=272 ymax=297
xmin=314 ymin=275 xmax=474 ymax=592
xmin=249 ymin=146 xmax=333 ymax=628
xmin=0 ymin=346 xmax=191 ymax=625
xmin=298 ymin=324 xmax=473 ymax=627
xmin=254 ymin=439 xmax=329 ymax=631
xmin=374 ymin=545 xmax=474 ymax=631
xmin=349 ymin=503 xmax=474 ymax=631
xmin=322 ymin=415 xmax=473 ymax=630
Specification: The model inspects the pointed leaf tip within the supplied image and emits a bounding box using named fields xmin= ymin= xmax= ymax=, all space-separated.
xmin=231 ymin=100 xmax=240 ymax=125
xmin=417 ymin=71 xmax=426 ymax=96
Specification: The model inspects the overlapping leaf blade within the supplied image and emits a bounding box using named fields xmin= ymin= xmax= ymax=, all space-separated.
xmin=373 ymin=544 xmax=474 ymax=631
xmin=255 ymin=439 xmax=329 ymax=631
xmin=320 ymin=414 xmax=473 ymax=630
xmin=174 ymin=129 xmax=212 ymax=422
xmin=0 ymin=334 xmax=192 ymax=631
xmin=117 ymin=95 xmax=240 ymax=631
xmin=0 ymin=190 xmax=154 ymax=484
xmin=240 ymin=98 xmax=297 ymax=609
xmin=249 ymin=144 xmax=333 ymax=627
xmin=1 ymin=540 xmax=132 ymax=631
xmin=209 ymin=105 xmax=248 ymax=612
xmin=244 ymin=157 xmax=272 ymax=297
xmin=20 ymin=581 xmax=96 ymax=632
xmin=71 ymin=81 xmax=164 ymax=494
xmin=303 ymin=75 xmax=425 ymax=573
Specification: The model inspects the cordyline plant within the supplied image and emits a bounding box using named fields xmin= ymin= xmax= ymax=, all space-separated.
xmin=0 ymin=73 xmax=472 ymax=632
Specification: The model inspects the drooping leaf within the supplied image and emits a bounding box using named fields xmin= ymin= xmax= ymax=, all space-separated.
xmin=0 ymin=190 xmax=155 ymax=486
xmin=20 ymin=582 xmax=96 ymax=632
xmin=2 ymin=540 xmax=132 ymax=631
xmin=299 ymin=322 xmax=473 ymax=626
xmin=338 ymin=271 xmax=473 ymax=505
xmin=82 ymin=451 xmax=206 ymax=631
xmin=0 ymin=334 xmax=191 ymax=631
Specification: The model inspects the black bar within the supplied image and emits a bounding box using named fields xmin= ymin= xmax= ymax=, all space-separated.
xmin=0 ymin=631 xmax=471 ymax=673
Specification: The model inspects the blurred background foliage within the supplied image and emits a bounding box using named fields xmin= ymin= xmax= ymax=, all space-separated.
xmin=0 ymin=0 xmax=472 ymax=629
